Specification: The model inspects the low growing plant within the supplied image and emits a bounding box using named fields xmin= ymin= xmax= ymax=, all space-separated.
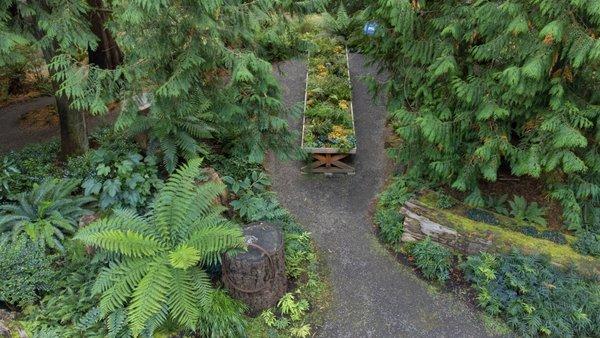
xmin=374 ymin=207 xmax=404 ymax=246
xmin=573 ymin=231 xmax=600 ymax=257
xmin=0 ymin=234 xmax=56 ymax=308
xmin=75 ymin=159 xmax=245 ymax=336
xmin=484 ymin=194 xmax=509 ymax=215
xmin=0 ymin=178 xmax=93 ymax=252
xmin=465 ymin=208 xmax=499 ymax=225
xmin=81 ymin=150 xmax=163 ymax=211
xmin=225 ymin=171 xmax=287 ymax=222
xmin=409 ymin=237 xmax=452 ymax=283
xmin=509 ymin=195 xmax=547 ymax=226
xmin=462 ymin=250 xmax=600 ymax=337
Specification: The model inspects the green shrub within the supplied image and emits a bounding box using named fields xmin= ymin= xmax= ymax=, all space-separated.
xmin=196 ymin=290 xmax=247 ymax=338
xmin=75 ymin=159 xmax=244 ymax=336
xmin=377 ymin=176 xmax=414 ymax=209
xmin=81 ymin=150 xmax=162 ymax=210
xmin=0 ymin=178 xmax=93 ymax=252
xmin=509 ymin=195 xmax=548 ymax=227
xmin=409 ymin=237 xmax=452 ymax=283
xmin=0 ymin=234 xmax=56 ymax=308
xmin=573 ymin=231 xmax=600 ymax=257
xmin=285 ymin=231 xmax=316 ymax=279
xmin=462 ymin=250 xmax=600 ymax=337
xmin=374 ymin=207 xmax=403 ymax=245
xmin=323 ymin=4 xmax=353 ymax=40
xmin=255 ymin=16 xmax=305 ymax=62
xmin=435 ymin=192 xmax=456 ymax=209
xmin=224 ymin=171 xmax=287 ymax=222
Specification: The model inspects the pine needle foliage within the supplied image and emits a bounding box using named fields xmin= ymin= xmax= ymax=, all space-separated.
xmin=362 ymin=0 xmax=600 ymax=231
xmin=75 ymin=159 xmax=245 ymax=337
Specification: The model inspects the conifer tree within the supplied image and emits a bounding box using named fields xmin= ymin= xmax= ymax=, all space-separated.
xmin=51 ymin=0 xmax=325 ymax=171
xmin=2 ymin=0 xmax=99 ymax=157
xmin=362 ymin=0 xmax=600 ymax=231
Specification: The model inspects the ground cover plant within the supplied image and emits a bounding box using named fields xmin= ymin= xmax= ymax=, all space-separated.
xmin=462 ymin=250 xmax=600 ymax=337
xmin=302 ymin=35 xmax=356 ymax=152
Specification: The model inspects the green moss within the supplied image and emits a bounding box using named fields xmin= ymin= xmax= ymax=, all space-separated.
xmin=413 ymin=192 xmax=600 ymax=276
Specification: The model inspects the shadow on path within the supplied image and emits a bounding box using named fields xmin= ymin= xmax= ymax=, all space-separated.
xmin=0 ymin=96 xmax=116 ymax=154
xmin=267 ymin=54 xmax=495 ymax=337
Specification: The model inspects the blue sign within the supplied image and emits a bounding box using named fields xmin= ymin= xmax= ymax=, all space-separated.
xmin=363 ymin=21 xmax=379 ymax=36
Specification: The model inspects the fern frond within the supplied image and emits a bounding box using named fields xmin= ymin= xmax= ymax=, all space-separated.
xmin=128 ymin=260 xmax=172 ymax=337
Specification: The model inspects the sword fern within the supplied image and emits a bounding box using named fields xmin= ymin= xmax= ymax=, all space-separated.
xmin=75 ymin=159 xmax=244 ymax=336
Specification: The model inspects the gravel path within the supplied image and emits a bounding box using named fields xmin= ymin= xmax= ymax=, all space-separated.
xmin=267 ymin=55 xmax=495 ymax=337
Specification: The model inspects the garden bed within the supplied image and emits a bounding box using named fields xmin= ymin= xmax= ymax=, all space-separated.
xmin=301 ymin=36 xmax=356 ymax=174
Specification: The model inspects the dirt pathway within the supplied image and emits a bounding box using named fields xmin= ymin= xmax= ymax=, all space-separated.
xmin=0 ymin=96 xmax=116 ymax=154
xmin=267 ymin=55 xmax=495 ymax=337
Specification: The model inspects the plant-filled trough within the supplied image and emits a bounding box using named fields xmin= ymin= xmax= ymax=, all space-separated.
xmin=301 ymin=36 xmax=356 ymax=174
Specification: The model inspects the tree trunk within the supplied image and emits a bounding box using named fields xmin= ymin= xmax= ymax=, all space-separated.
xmin=33 ymin=29 xmax=88 ymax=158
xmin=222 ymin=222 xmax=287 ymax=315
xmin=87 ymin=0 xmax=122 ymax=70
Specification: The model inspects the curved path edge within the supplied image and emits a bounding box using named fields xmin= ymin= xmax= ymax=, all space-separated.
xmin=267 ymin=54 xmax=497 ymax=337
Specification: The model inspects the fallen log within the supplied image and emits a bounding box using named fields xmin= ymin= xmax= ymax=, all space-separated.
xmin=400 ymin=192 xmax=600 ymax=276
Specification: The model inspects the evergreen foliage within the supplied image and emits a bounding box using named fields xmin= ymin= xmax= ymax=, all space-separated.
xmin=0 ymin=178 xmax=93 ymax=252
xmin=75 ymin=159 xmax=244 ymax=336
xmin=362 ymin=0 xmax=600 ymax=231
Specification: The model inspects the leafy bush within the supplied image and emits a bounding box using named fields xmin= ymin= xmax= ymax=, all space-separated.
xmin=377 ymin=176 xmax=415 ymax=209
xmin=0 ymin=141 xmax=61 ymax=195
xmin=75 ymin=159 xmax=244 ymax=336
xmin=285 ymin=231 xmax=317 ymax=279
xmin=224 ymin=171 xmax=287 ymax=222
xmin=573 ymin=231 xmax=600 ymax=257
xmin=0 ymin=178 xmax=93 ymax=252
xmin=362 ymin=0 xmax=600 ymax=231
xmin=81 ymin=150 xmax=162 ymax=210
xmin=484 ymin=194 xmax=509 ymax=216
xmin=374 ymin=207 xmax=403 ymax=246
xmin=255 ymin=16 xmax=307 ymax=62
xmin=323 ymin=4 xmax=353 ymax=40
xmin=509 ymin=196 xmax=548 ymax=226
xmin=0 ymin=234 xmax=56 ymax=308
xmin=409 ymin=237 xmax=452 ymax=283
xmin=462 ymin=250 xmax=600 ymax=337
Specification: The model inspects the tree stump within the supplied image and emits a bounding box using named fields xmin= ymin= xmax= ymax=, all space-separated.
xmin=222 ymin=222 xmax=286 ymax=315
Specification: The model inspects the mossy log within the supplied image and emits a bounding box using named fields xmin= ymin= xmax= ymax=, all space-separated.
xmin=400 ymin=192 xmax=600 ymax=276
xmin=222 ymin=222 xmax=287 ymax=315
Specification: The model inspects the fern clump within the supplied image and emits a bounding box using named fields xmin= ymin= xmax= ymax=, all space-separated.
xmin=75 ymin=159 xmax=244 ymax=336
xmin=409 ymin=237 xmax=452 ymax=283
xmin=0 ymin=178 xmax=93 ymax=252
